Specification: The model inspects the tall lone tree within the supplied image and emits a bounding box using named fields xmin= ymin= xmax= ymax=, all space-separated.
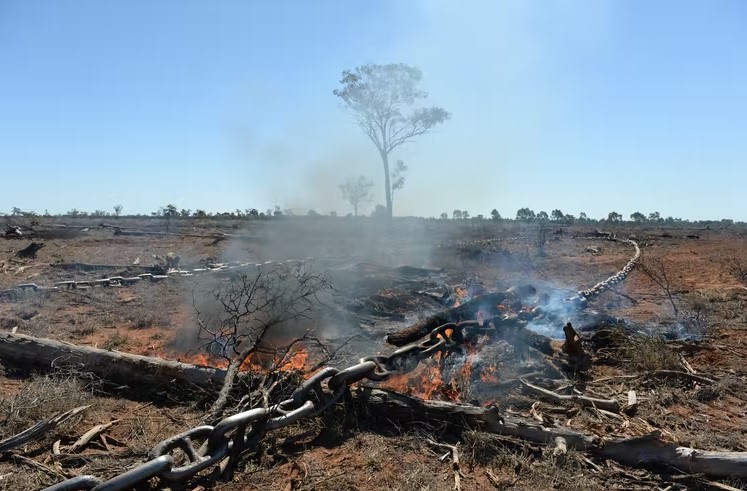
xmin=334 ymin=63 xmax=450 ymax=217
xmin=339 ymin=176 xmax=374 ymax=216
xmin=390 ymin=159 xmax=407 ymax=209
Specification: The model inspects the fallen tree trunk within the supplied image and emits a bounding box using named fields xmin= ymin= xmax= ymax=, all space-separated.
xmin=0 ymin=332 xmax=226 ymax=391
xmin=357 ymin=388 xmax=747 ymax=479
xmin=50 ymin=263 xmax=156 ymax=273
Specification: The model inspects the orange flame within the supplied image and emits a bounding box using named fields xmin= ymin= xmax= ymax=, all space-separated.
xmin=479 ymin=364 xmax=499 ymax=384
xmin=167 ymin=345 xmax=311 ymax=375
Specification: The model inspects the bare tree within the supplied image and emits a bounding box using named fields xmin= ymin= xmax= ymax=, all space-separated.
xmin=194 ymin=262 xmax=331 ymax=422
xmin=334 ymin=63 xmax=450 ymax=217
xmin=339 ymin=176 xmax=373 ymax=216
xmin=113 ymin=204 xmax=123 ymax=217
xmin=640 ymin=257 xmax=678 ymax=315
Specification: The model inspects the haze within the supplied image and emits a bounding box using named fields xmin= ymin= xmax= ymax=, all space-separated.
xmin=1 ymin=1 xmax=745 ymax=220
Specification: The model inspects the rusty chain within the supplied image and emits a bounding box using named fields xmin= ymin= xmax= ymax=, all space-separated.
xmin=41 ymin=319 xmax=494 ymax=491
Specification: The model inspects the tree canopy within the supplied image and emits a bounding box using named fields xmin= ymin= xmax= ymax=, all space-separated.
xmin=339 ymin=176 xmax=374 ymax=216
xmin=334 ymin=63 xmax=450 ymax=217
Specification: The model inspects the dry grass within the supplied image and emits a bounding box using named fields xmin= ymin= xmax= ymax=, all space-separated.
xmin=0 ymin=374 xmax=93 ymax=440
xmin=102 ymin=332 xmax=128 ymax=350
xmin=619 ymin=333 xmax=682 ymax=372
xmin=463 ymin=430 xmax=603 ymax=490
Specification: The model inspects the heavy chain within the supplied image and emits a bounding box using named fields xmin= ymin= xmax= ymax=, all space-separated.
xmin=41 ymin=319 xmax=492 ymax=491
xmin=570 ymin=239 xmax=641 ymax=304
xmin=0 ymin=257 xmax=336 ymax=299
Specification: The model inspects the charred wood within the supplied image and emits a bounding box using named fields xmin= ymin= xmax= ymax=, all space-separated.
xmin=385 ymin=292 xmax=509 ymax=346
xmin=16 ymin=242 xmax=44 ymax=258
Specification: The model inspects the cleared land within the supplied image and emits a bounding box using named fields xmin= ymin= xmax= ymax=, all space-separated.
xmin=1 ymin=216 xmax=746 ymax=490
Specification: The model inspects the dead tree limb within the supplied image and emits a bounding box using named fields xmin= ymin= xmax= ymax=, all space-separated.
xmin=5 ymin=453 xmax=66 ymax=479
xmin=0 ymin=405 xmax=89 ymax=453
xmin=599 ymin=431 xmax=747 ymax=479
xmin=385 ymin=292 xmax=509 ymax=346
xmin=426 ymin=439 xmax=463 ymax=491
xmin=648 ymin=370 xmax=716 ymax=385
xmin=68 ymin=420 xmax=121 ymax=453
xmin=519 ymin=379 xmax=621 ymax=413
xmin=196 ymin=263 xmax=331 ymax=424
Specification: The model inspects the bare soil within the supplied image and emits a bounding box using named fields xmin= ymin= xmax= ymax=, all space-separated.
xmin=1 ymin=217 xmax=746 ymax=490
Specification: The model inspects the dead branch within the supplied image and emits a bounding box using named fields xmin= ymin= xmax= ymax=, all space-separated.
xmin=385 ymin=292 xmax=509 ymax=346
xmin=5 ymin=453 xmax=66 ymax=479
xmin=600 ymin=431 xmax=747 ymax=479
xmin=68 ymin=419 xmax=121 ymax=453
xmin=648 ymin=370 xmax=716 ymax=385
xmin=0 ymin=405 xmax=89 ymax=453
xmin=520 ymin=379 xmax=621 ymax=413
xmin=307 ymin=334 xmax=360 ymax=372
xmin=639 ymin=257 xmax=679 ymax=315
xmin=197 ymin=263 xmax=331 ymax=423
xmin=426 ymin=439 xmax=464 ymax=491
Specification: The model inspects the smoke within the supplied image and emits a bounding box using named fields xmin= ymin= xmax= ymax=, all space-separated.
xmin=525 ymin=284 xmax=583 ymax=339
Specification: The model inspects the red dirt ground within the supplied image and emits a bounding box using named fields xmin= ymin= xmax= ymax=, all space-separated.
xmin=1 ymin=218 xmax=746 ymax=490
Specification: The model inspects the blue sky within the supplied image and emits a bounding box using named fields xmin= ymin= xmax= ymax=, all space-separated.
xmin=1 ymin=1 xmax=745 ymax=220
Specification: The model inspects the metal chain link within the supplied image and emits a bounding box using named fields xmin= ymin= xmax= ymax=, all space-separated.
xmin=0 ymin=257 xmax=335 ymax=298
xmin=569 ymin=239 xmax=641 ymax=304
xmin=41 ymin=319 xmax=488 ymax=491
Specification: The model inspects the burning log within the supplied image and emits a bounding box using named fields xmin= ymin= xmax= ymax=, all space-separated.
xmin=385 ymin=292 xmax=509 ymax=346
xmin=0 ymin=332 xmax=227 ymax=391
xmin=357 ymin=388 xmax=747 ymax=479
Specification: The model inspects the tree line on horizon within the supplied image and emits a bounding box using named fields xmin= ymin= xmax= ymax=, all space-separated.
xmin=4 ymin=205 xmax=739 ymax=227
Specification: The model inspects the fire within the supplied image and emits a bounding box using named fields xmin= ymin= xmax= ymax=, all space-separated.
xmin=168 ymin=345 xmax=311 ymax=374
xmin=381 ymin=353 xmax=458 ymax=401
xmin=460 ymin=341 xmax=476 ymax=383
xmin=188 ymin=353 xmax=229 ymax=369
xmin=479 ymin=363 xmax=499 ymax=384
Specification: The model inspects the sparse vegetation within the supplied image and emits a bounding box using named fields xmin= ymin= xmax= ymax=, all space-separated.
xmin=103 ymin=332 xmax=128 ymax=350
xmin=1 ymin=216 xmax=747 ymax=490
xmin=619 ymin=333 xmax=681 ymax=372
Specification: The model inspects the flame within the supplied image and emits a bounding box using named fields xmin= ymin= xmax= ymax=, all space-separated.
xmin=479 ymin=363 xmax=499 ymax=384
xmin=188 ymin=353 xmax=229 ymax=369
xmin=166 ymin=345 xmax=311 ymax=375
xmin=460 ymin=341 xmax=476 ymax=383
